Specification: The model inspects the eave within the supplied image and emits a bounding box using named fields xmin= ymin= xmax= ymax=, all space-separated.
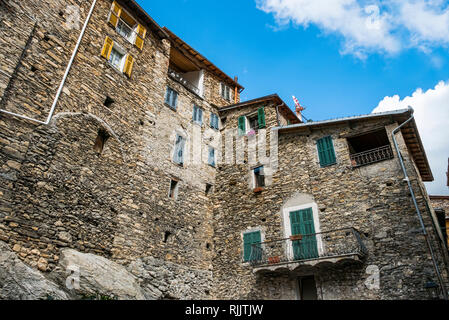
xmin=162 ymin=27 xmax=244 ymax=92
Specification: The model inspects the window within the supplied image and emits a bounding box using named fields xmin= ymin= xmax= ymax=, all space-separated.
xmin=346 ymin=129 xmax=393 ymax=168
xmin=220 ymin=83 xmax=232 ymax=101
xmin=210 ymin=113 xmax=219 ymax=130
xmin=109 ymin=47 xmax=125 ymax=70
xmin=248 ymin=114 xmax=259 ymax=132
xmin=192 ymin=105 xmax=203 ymax=125
xmin=173 ymin=134 xmax=185 ymax=165
xmin=108 ymin=1 xmax=147 ymax=50
xmin=116 ymin=18 xmax=133 ymax=41
xmin=208 ymin=147 xmax=216 ymax=167
xmin=253 ymin=166 xmax=265 ymax=189
xmin=238 ymin=107 xmax=266 ymax=136
xmin=243 ymin=231 xmax=262 ymax=262
xmin=168 ymin=180 xmax=179 ymax=200
xmin=205 ymin=183 xmax=213 ymax=195
xmin=317 ymin=136 xmax=336 ymax=167
xmin=104 ymin=96 xmax=114 ymax=108
xmin=93 ymin=129 xmax=110 ymax=154
xmin=165 ymin=87 xmax=178 ymax=110
xmin=100 ymin=37 xmax=134 ymax=77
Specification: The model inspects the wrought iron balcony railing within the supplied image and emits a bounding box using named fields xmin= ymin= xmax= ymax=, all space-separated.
xmin=168 ymin=68 xmax=202 ymax=97
xmin=350 ymin=145 xmax=394 ymax=168
xmin=249 ymin=228 xmax=367 ymax=268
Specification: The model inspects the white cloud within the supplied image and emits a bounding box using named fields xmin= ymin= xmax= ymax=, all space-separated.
xmin=257 ymin=0 xmax=449 ymax=58
xmin=373 ymin=81 xmax=449 ymax=195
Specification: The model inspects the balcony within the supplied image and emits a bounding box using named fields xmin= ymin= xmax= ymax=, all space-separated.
xmin=168 ymin=68 xmax=203 ymax=98
xmin=350 ymin=145 xmax=394 ymax=168
xmin=249 ymin=228 xmax=367 ymax=273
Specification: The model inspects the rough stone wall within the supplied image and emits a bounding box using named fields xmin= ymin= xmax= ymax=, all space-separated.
xmin=0 ymin=0 xmax=91 ymax=120
xmin=212 ymin=115 xmax=448 ymax=300
xmin=0 ymin=0 xmax=235 ymax=295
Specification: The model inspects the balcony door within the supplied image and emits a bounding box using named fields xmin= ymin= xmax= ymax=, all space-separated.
xmin=290 ymin=208 xmax=319 ymax=260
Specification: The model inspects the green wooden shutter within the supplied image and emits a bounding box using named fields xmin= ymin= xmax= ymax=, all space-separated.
xmin=317 ymin=136 xmax=336 ymax=167
xmin=238 ymin=116 xmax=246 ymax=136
xmin=290 ymin=209 xmax=318 ymax=260
xmin=243 ymin=231 xmax=261 ymax=262
xmin=258 ymin=107 xmax=266 ymax=129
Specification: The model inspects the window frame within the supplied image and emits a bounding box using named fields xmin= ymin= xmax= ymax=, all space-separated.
xmin=220 ymin=83 xmax=232 ymax=101
xmin=210 ymin=113 xmax=219 ymax=130
xmin=192 ymin=105 xmax=204 ymax=125
xmin=110 ymin=6 xmax=139 ymax=44
xmin=208 ymin=146 xmax=216 ymax=167
xmin=252 ymin=166 xmax=265 ymax=189
xmin=165 ymin=86 xmax=179 ymax=110
xmin=243 ymin=229 xmax=263 ymax=263
xmin=316 ymin=136 xmax=337 ymax=168
xmin=168 ymin=179 xmax=179 ymax=200
xmin=108 ymin=44 xmax=126 ymax=72
xmin=173 ymin=133 xmax=186 ymax=166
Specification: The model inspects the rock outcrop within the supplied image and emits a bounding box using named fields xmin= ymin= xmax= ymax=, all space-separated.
xmin=0 ymin=241 xmax=69 ymax=300
xmin=50 ymin=249 xmax=145 ymax=300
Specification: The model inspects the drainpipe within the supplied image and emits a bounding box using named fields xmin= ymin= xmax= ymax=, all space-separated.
xmin=0 ymin=0 xmax=98 ymax=125
xmin=392 ymin=109 xmax=448 ymax=300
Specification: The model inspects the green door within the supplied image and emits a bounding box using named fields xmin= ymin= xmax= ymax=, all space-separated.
xmin=290 ymin=208 xmax=318 ymax=260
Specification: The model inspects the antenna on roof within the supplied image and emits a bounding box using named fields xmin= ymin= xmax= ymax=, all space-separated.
xmin=292 ymin=96 xmax=306 ymax=123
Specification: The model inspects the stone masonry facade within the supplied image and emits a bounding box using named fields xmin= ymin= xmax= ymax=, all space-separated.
xmin=0 ymin=0 xmax=448 ymax=300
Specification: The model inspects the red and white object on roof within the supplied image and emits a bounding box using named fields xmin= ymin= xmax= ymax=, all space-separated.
xmin=292 ymin=96 xmax=305 ymax=122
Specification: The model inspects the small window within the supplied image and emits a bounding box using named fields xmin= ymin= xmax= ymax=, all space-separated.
xmin=210 ymin=113 xmax=219 ymax=130
xmin=243 ymin=231 xmax=262 ymax=262
xmin=108 ymin=2 xmax=147 ymax=50
xmin=116 ymin=16 xmax=134 ymax=42
xmin=104 ymin=96 xmax=114 ymax=108
xmin=168 ymin=180 xmax=179 ymax=200
xmin=93 ymin=129 xmax=110 ymax=154
xmin=238 ymin=108 xmax=266 ymax=136
xmin=165 ymin=87 xmax=178 ymax=110
xmin=208 ymin=147 xmax=216 ymax=167
xmin=317 ymin=136 xmax=337 ymax=167
xmin=253 ymin=166 xmax=265 ymax=189
xmin=205 ymin=183 xmax=213 ymax=195
xmin=109 ymin=47 xmax=125 ymax=70
xmin=221 ymin=83 xmax=232 ymax=101
xmin=173 ymin=134 xmax=185 ymax=165
xmin=248 ymin=114 xmax=259 ymax=132
xmin=192 ymin=105 xmax=203 ymax=125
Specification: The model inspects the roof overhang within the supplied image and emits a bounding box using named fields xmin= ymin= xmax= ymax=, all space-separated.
xmin=219 ymin=94 xmax=301 ymax=125
xmin=162 ymin=27 xmax=244 ymax=92
xmin=273 ymin=108 xmax=434 ymax=182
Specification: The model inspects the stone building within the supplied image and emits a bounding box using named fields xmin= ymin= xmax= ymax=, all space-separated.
xmin=0 ymin=0 xmax=448 ymax=300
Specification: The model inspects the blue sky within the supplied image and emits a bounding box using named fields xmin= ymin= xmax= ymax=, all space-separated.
xmin=137 ymin=0 xmax=449 ymax=195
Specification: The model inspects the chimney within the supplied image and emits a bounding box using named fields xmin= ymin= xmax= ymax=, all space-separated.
xmin=296 ymin=106 xmax=303 ymax=123
xmin=234 ymin=76 xmax=239 ymax=103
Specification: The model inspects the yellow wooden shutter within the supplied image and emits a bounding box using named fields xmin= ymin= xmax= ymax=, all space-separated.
xmin=108 ymin=1 xmax=122 ymax=27
xmin=134 ymin=24 xmax=147 ymax=50
xmin=136 ymin=24 xmax=147 ymax=39
xmin=101 ymin=37 xmax=114 ymax=60
xmin=135 ymin=35 xmax=144 ymax=51
xmin=124 ymin=54 xmax=134 ymax=78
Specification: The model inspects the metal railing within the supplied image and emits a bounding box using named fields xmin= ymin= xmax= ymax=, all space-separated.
xmin=168 ymin=68 xmax=202 ymax=97
xmin=249 ymin=228 xmax=367 ymax=268
xmin=350 ymin=145 xmax=394 ymax=168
